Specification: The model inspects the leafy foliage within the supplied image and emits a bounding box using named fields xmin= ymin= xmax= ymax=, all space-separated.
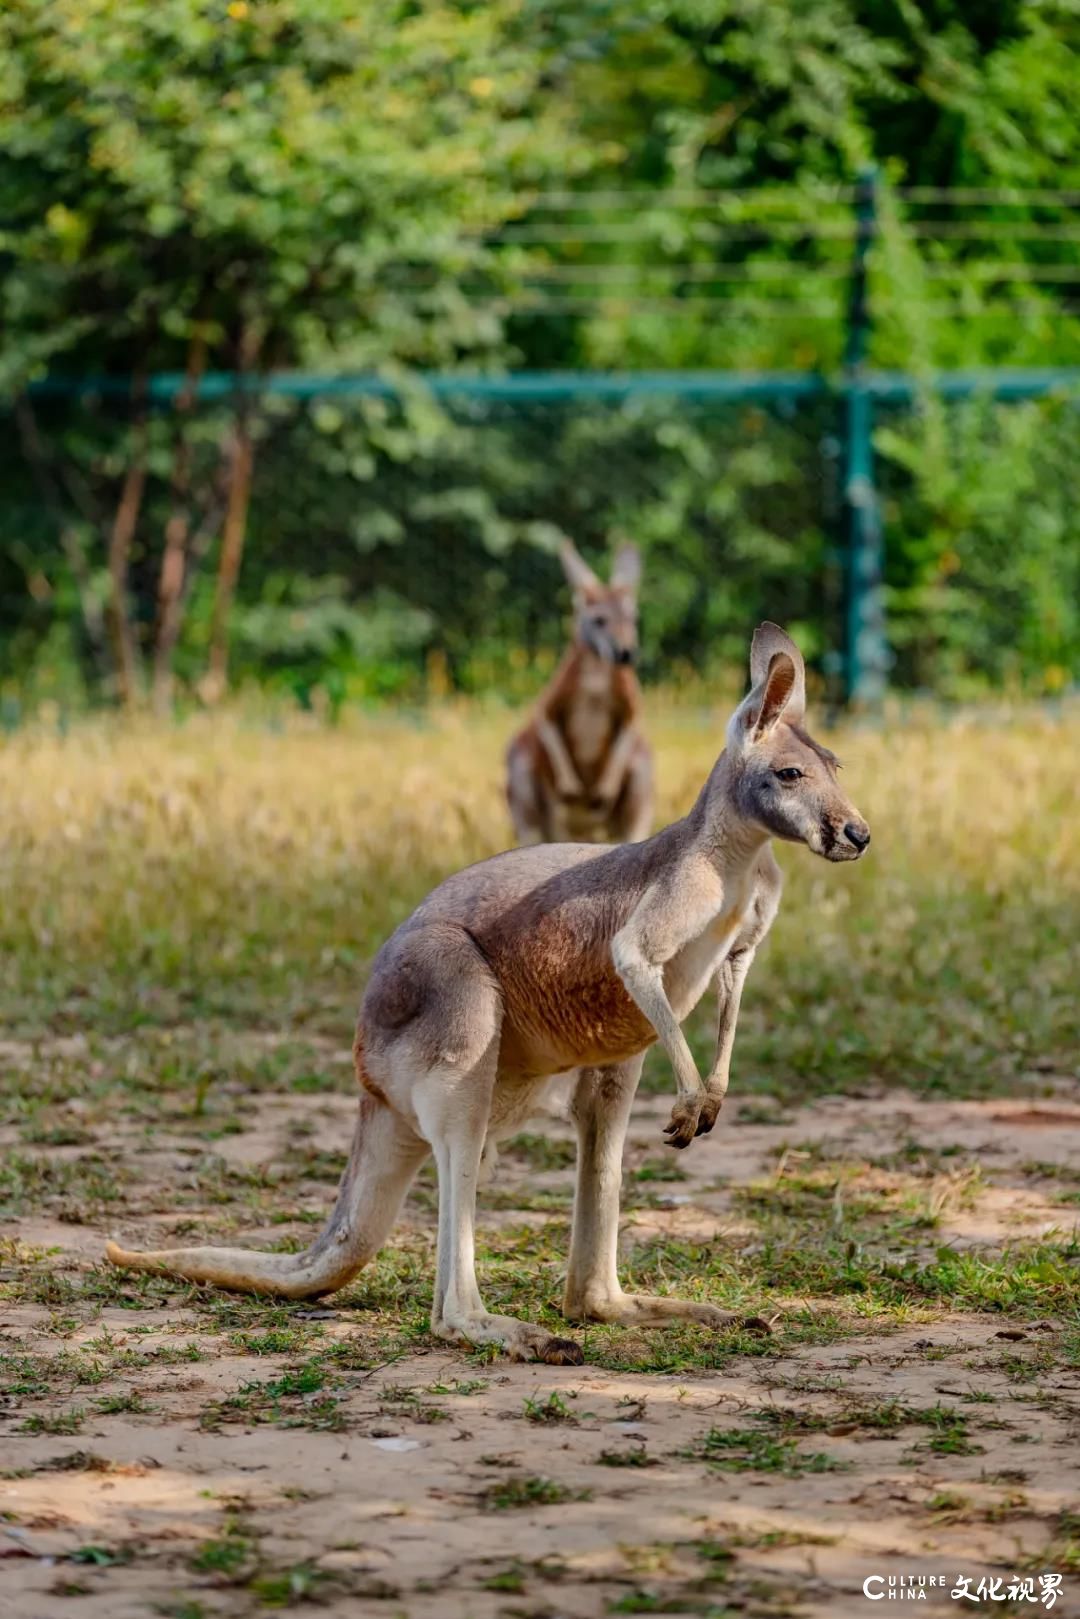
xmin=0 ymin=0 xmax=1078 ymax=701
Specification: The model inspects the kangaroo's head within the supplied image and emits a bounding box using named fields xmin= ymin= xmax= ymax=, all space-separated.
xmin=726 ymin=622 xmax=871 ymax=862
xmin=559 ymin=537 xmax=641 ymax=667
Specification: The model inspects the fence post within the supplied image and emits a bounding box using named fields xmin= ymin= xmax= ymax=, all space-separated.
xmin=841 ymin=166 xmax=887 ymax=706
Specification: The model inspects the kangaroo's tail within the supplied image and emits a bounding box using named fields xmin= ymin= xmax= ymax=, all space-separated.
xmin=106 ymin=1081 xmax=426 ymax=1298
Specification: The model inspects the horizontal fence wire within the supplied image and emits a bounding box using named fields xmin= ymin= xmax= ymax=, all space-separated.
xmin=441 ymin=263 xmax=1080 ymax=284
xmin=477 ymin=184 xmax=1080 ymax=343
xmin=26 ymin=368 xmax=1080 ymax=403
xmin=514 ymin=185 xmax=1080 ymax=208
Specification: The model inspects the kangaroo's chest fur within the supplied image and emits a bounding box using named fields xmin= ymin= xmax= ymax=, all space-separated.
xmin=562 ymin=661 xmax=622 ymax=776
xmin=494 ymin=855 xmax=769 ymax=1079
xmin=664 ymin=891 xmax=752 ymax=1019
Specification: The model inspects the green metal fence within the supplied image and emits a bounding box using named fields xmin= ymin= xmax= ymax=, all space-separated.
xmin=17 ymin=172 xmax=1080 ymax=704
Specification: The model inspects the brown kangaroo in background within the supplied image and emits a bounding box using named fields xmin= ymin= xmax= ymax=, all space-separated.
xmin=506 ymin=538 xmax=653 ymax=845
xmin=108 ymin=624 xmax=871 ymax=1367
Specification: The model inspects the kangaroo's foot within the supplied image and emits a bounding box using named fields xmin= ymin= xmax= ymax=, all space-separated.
xmin=433 ymin=1309 xmax=584 ymax=1365
xmin=565 ymin=1288 xmax=770 ymax=1333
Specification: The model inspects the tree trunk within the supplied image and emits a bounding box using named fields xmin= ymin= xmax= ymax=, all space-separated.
xmin=107 ymin=385 xmax=148 ymax=708
xmin=152 ymin=333 xmax=207 ymax=715
xmin=204 ymin=418 xmax=254 ymax=702
xmin=204 ymin=327 xmax=261 ymax=703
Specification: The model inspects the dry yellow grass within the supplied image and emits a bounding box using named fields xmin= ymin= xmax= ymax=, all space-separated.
xmin=0 ymin=697 xmax=1076 ymax=1094
xmin=2 ymin=696 xmax=1080 ymax=1100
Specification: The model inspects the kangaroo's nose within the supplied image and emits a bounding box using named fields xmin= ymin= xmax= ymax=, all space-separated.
xmin=615 ymin=648 xmax=636 ymax=666
xmin=844 ymin=820 xmax=871 ymax=852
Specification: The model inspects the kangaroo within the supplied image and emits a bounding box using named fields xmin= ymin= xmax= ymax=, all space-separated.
xmin=506 ymin=537 xmax=653 ymax=845
xmin=107 ymin=624 xmax=870 ymax=1367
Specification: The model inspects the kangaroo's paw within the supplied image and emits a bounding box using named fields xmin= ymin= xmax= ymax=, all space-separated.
xmin=694 ymin=1092 xmax=725 ymax=1137
xmin=434 ymin=1310 xmax=584 ymax=1366
xmin=663 ymin=1095 xmax=704 ymax=1149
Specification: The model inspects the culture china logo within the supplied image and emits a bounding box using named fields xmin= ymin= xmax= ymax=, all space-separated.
xmin=862 ymin=1574 xmax=1064 ymax=1605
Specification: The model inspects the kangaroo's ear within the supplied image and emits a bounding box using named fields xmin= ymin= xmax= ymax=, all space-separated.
xmin=750 ymin=621 xmax=805 ymax=724
xmin=559 ymin=537 xmax=601 ymax=598
xmin=752 ymin=653 xmax=797 ymax=738
xmin=728 ymin=651 xmax=798 ymax=748
xmin=609 ymin=541 xmax=641 ymax=595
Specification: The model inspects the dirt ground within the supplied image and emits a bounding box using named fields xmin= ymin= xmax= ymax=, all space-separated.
xmin=2 ymin=1038 xmax=1079 ymax=1619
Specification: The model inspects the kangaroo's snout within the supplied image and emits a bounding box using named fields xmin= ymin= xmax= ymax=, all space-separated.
xmin=615 ymin=647 xmax=636 ymax=666
xmin=843 ymin=819 xmax=871 ymax=854
xmin=821 ymin=812 xmax=871 ymax=860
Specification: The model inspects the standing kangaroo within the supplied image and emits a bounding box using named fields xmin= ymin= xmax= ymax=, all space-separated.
xmin=506 ymin=538 xmax=653 ymax=845
xmin=108 ymin=624 xmax=870 ymax=1367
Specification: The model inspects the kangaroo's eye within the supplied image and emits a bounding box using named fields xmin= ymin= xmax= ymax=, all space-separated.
xmin=775 ymin=767 xmax=803 ymax=783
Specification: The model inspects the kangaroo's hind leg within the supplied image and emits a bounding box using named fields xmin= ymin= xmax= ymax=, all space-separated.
xmin=106 ymin=1089 xmax=429 ymax=1297
xmin=374 ymin=923 xmax=583 ymax=1364
xmin=562 ymin=1057 xmax=768 ymax=1333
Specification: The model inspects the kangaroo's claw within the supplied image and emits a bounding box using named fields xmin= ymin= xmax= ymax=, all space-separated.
xmin=663 ymin=1097 xmax=703 ymax=1149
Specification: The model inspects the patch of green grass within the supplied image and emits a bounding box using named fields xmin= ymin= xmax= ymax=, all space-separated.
xmin=248 ymin=1565 xmax=328 ymax=1607
xmin=479 ymin=1475 xmax=591 ymax=1511
xmin=189 ymin=1528 xmax=255 ymax=1581
xmin=94 ymin=1389 xmax=152 ymax=1414
xmin=690 ymin=1425 xmax=846 ymax=1476
xmin=378 ymin=1383 xmax=447 ymax=1424
xmin=68 ymin=1544 xmax=132 ymax=1567
xmin=0 ymin=1354 xmax=51 ymax=1397
xmin=918 ymin=1405 xmax=984 ymax=1457
xmin=19 ymin=1122 xmax=95 ymax=1147
xmin=200 ymin=1358 xmax=346 ymax=1433
xmin=289 ymin=1071 xmax=342 ymax=1094
xmin=19 ymin=1408 xmax=85 ymax=1435
xmin=926 ymin=1490 xmax=972 ymax=1516
xmin=483 ymin=1565 xmax=528 ymax=1593
xmin=631 ymin=1158 xmax=688 ymax=1184
xmin=0 ymin=1152 xmax=129 ymax=1218
xmin=481 ymin=1185 xmax=575 ymax=1213
xmin=522 ymin=1390 xmax=577 ymax=1425
xmin=503 ymin=1133 xmax=576 ymax=1172
xmin=751 ymin=1398 xmax=911 ymax=1436
xmin=607 ymin=1593 xmax=719 ymax=1615
xmin=230 ymin=1328 xmax=317 ymax=1356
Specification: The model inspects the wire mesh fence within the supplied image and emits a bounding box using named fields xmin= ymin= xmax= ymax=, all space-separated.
xmin=4 ymin=377 xmax=1078 ymax=713
xmin=4 ymin=179 xmax=1080 ymax=711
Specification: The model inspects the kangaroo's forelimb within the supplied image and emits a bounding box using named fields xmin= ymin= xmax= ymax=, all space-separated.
xmin=592 ymin=721 xmax=639 ymax=805
xmin=694 ymin=946 xmax=756 ymax=1137
xmin=535 ymin=712 xmax=583 ymax=799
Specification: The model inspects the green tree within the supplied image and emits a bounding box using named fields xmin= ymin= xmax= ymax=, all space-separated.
xmin=0 ymin=0 xmax=580 ymax=704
